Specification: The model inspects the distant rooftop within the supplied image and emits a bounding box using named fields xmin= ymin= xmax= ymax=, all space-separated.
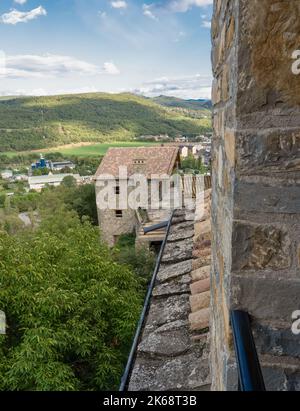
xmin=29 ymin=174 xmax=80 ymax=184
xmin=95 ymin=146 xmax=180 ymax=179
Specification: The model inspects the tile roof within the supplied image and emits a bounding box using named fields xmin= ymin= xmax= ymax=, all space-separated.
xmin=95 ymin=146 xmax=179 ymax=179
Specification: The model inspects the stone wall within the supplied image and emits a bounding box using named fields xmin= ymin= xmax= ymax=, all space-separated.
xmin=95 ymin=180 xmax=137 ymax=247
xmin=211 ymin=0 xmax=300 ymax=390
xmin=129 ymin=200 xmax=212 ymax=391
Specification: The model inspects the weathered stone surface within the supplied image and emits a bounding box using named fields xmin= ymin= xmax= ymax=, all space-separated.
xmin=162 ymin=237 xmax=194 ymax=263
xmin=190 ymin=278 xmax=210 ymax=295
xmin=192 ymin=246 xmax=211 ymax=260
xmin=232 ymin=222 xmax=291 ymax=271
xmin=168 ymin=222 xmax=194 ymax=242
xmin=129 ymin=349 xmax=210 ymax=391
xmin=157 ymin=259 xmax=193 ymax=283
xmin=232 ymin=276 xmax=300 ymax=322
xmin=236 ymin=131 xmax=300 ymax=174
xmin=153 ymin=274 xmax=191 ymax=297
xmin=192 ymin=254 xmax=211 ymax=270
xmin=146 ymin=294 xmax=190 ymax=328
xmin=235 ymin=181 xmax=300 ymax=214
xmin=189 ymin=308 xmax=210 ymax=331
xmin=138 ymin=321 xmax=191 ymax=357
xmin=191 ymin=265 xmax=211 ymax=282
xmin=195 ymin=219 xmax=211 ymax=237
xmin=190 ymin=291 xmax=210 ymax=313
xmin=253 ymin=323 xmax=300 ymax=358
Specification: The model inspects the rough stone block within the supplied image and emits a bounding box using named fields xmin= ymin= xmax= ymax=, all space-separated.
xmin=138 ymin=321 xmax=191 ymax=357
xmin=232 ymin=276 xmax=300 ymax=322
xmin=158 ymin=259 xmax=193 ymax=283
xmin=189 ymin=308 xmax=210 ymax=331
xmin=235 ymin=181 xmax=300 ymax=214
xmin=146 ymin=294 xmax=190 ymax=328
xmin=191 ymin=265 xmax=211 ymax=281
xmin=190 ymin=291 xmax=210 ymax=313
xmin=162 ymin=237 xmax=194 ymax=263
xmin=232 ymin=221 xmax=291 ymax=271
xmin=253 ymin=323 xmax=300 ymax=359
xmin=190 ymin=277 xmax=210 ymax=295
xmin=153 ymin=274 xmax=191 ymax=297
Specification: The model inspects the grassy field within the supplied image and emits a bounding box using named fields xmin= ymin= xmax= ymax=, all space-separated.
xmin=3 ymin=141 xmax=161 ymax=158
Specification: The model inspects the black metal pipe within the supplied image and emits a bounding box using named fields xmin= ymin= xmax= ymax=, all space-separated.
xmin=119 ymin=211 xmax=175 ymax=391
xmin=143 ymin=221 xmax=168 ymax=234
xmin=230 ymin=310 xmax=266 ymax=391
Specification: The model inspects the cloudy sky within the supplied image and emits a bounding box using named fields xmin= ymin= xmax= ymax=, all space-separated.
xmin=0 ymin=0 xmax=213 ymax=99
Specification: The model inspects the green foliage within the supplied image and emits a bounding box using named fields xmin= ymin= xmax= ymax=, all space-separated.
xmin=32 ymin=167 xmax=50 ymax=176
xmin=181 ymin=155 xmax=208 ymax=174
xmin=114 ymin=235 xmax=156 ymax=283
xmin=0 ymin=93 xmax=212 ymax=152
xmin=0 ymin=211 xmax=143 ymax=391
xmin=10 ymin=192 xmax=40 ymax=213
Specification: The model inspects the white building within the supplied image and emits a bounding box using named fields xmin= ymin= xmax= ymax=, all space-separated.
xmin=1 ymin=170 xmax=13 ymax=180
xmin=28 ymin=173 xmax=81 ymax=191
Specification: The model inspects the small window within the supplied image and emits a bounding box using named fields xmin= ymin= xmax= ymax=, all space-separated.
xmin=115 ymin=186 xmax=120 ymax=195
xmin=133 ymin=159 xmax=145 ymax=165
xmin=115 ymin=210 xmax=123 ymax=218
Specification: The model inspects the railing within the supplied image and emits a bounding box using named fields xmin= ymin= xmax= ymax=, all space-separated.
xmin=119 ymin=211 xmax=175 ymax=391
xmin=230 ymin=310 xmax=266 ymax=391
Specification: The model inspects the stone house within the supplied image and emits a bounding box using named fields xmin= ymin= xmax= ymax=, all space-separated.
xmin=94 ymin=146 xmax=180 ymax=247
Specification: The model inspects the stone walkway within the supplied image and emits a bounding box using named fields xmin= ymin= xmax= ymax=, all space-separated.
xmin=129 ymin=191 xmax=212 ymax=391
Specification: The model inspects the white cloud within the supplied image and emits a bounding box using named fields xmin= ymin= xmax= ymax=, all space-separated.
xmin=168 ymin=0 xmax=213 ymax=12
xmin=102 ymin=61 xmax=120 ymax=75
xmin=201 ymin=20 xmax=211 ymax=28
xmin=111 ymin=1 xmax=127 ymax=9
xmin=0 ymin=6 xmax=47 ymax=25
xmin=14 ymin=0 xmax=27 ymax=5
xmin=134 ymin=74 xmax=212 ymax=99
xmin=143 ymin=4 xmax=158 ymax=20
xmin=0 ymin=54 xmax=120 ymax=78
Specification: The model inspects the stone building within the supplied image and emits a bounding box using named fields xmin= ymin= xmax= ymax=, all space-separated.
xmin=94 ymin=146 xmax=180 ymax=247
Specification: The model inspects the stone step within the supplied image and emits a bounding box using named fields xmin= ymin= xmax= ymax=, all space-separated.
xmin=191 ymin=265 xmax=211 ymax=282
xmin=190 ymin=277 xmax=210 ymax=295
xmin=189 ymin=308 xmax=210 ymax=331
xmin=190 ymin=291 xmax=210 ymax=313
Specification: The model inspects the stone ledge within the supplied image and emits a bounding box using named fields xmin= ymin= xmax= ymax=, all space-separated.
xmin=189 ymin=308 xmax=210 ymax=331
xmin=191 ymin=265 xmax=211 ymax=281
xmin=190 ymin=278 xmax=210 ymax=295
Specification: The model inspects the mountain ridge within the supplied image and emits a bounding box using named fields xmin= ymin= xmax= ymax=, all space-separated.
xmin=0 ymin=92 xmax=212 ymax=152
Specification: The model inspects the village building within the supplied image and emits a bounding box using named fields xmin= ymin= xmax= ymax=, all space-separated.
xmin=1 ymin=170 xmax=13 ymax=180
xmin=28 ymin=173 xmax=81 ymax=191
xmin=94 ymin=146 xmax=180 ymax=247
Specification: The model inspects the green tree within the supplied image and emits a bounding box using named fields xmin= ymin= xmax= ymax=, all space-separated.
xmin=0 ymin=211 xmax=142 ymax=391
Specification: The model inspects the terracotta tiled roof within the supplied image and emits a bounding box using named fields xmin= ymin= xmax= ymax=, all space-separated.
xmin=95 ymin=146 xmax=179 ymax=179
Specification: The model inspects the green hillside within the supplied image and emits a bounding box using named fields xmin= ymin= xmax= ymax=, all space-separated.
xmin=0 ymin=92 xmax=211 ymax=152
xmin=152 ymin=95 xmax=212 ymax=110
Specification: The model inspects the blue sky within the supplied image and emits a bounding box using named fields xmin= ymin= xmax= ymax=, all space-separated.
xmin=0 ymin=0 xmax=213 ymax=99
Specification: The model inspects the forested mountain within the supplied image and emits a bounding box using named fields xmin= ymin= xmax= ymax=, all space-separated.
xmin=152 ymin=95 xmax=212 ymax=110
xmin=0 ymin=93 xmax=211 ymax=152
